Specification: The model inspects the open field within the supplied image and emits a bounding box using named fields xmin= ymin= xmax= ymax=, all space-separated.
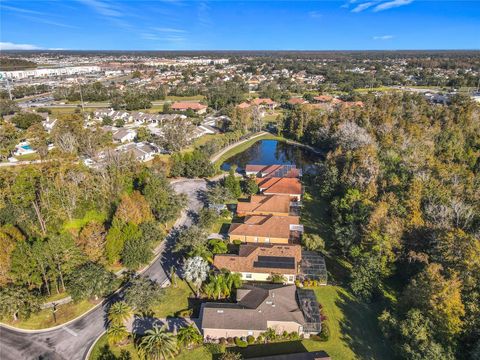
xmin=2 ymin=299 xmax=99 ymax=330
xmin=150 ymin=280 xmax=194 ymax=318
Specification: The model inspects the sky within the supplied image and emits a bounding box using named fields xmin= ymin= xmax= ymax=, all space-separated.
xmin=0 ymin=0 xmax=479 ymax=51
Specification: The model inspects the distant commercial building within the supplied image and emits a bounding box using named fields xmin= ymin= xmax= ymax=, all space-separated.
xmin=1 ymin=66 xmax=101 ymax=80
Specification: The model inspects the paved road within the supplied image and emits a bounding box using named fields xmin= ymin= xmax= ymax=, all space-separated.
xmin=0 ymin=179 xmax=207 ymax=360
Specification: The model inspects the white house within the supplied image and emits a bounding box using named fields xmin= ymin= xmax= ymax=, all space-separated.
xmin=112 ymin=129 xmax=137 ymax=143
xmin=14 ymin=141 xmax=37 ymax=156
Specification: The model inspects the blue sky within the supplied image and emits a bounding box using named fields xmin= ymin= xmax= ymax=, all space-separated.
xmin=1 ymin=0 xmax=479 ymax=50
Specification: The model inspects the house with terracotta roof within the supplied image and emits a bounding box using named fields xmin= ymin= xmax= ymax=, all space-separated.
xmin=213 ymin=244 xmax=302 ymax=284
xmin=256 ymin=177 xmax=303 ymax=200
xmin=228 ymin=215 xmax=303 ymax=244
xmin=245 ymin=164 xmax=302 ymax=178
xmin=171 ymin=102 xmax=208 ymax=114
xmin=287 ymin=97 xmax=308 ymax=105
xmin=251 ymin=98 xmax=277 ymax=110
xmin=313 ymin=95 xmax=333 ymax=103
xmin=237 ymin=195 xmax=297 ymax=217
xmin=200 ymin=284 xmax=321 ymax=339
xmin=237 ymin=102 xmax=251 ymax=109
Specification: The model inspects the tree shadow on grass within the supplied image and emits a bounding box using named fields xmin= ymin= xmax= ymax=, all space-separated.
xmin=221 ymin=341 xmax=309 ymax=359
xmin=336 ymin=290 xmax=393 ymax=360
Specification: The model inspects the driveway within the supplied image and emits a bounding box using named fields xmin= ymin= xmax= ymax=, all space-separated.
xmin=0 ymin=179 xmax=207 ymax=360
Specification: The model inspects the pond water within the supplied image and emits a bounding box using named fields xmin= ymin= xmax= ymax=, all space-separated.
xmin=220 ymin=139 xmax=320 ymax=172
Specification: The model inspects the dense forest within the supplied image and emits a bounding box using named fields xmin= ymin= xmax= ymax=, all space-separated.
xmin=0 ymin=158 xmax=185 ymax=319
xmin=282 ymin=93 xmax=480 ymax=359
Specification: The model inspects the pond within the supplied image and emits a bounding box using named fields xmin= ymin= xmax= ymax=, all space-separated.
xmin=220 ymin=139 xmax=320 ymax=173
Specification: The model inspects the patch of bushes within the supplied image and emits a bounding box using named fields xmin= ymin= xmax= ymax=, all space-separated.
xmin=319 ymin=322 xmax=330 ymax=341
xmin=246 ymin=335 xmax=255 ymax=344
xmin=205 ymin=342 xmax=226 ymax=354
xmin=234 ymin=337 xmax=248 ymax=347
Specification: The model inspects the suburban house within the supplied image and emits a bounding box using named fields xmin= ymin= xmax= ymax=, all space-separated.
xmin=112 ymin=128 xmax=137 ymax=143
xmin=13 ymin=141 xmax=36 ymax=157
xmin=191 ymin=124 xmax=217 ymax=139
xmin=236 ymin=195 xmax=298 ymax=217
xmin=228 ymin=215 xmax=303 ymax=244
xmin=42 ymin=117 xmax=57 ymax=133
xmin=287 ymin=97 xmax=308 ymax=105
xmin=245 ymin=164 xmax=302 ymax=178
xmin=171 ymin=101 xmax=208 ymax=114
xmin=256 ymin=177 xmax=303 ymax=200
xmin=200 ymin=284 xmax=321 ymax=340
xmin=118 ymin=142 xmax=159 ymax=162
xmin=213 ymin=244 xmax=302 ymax=284
xmin=251 ymin=98 xmax=278 ymax=110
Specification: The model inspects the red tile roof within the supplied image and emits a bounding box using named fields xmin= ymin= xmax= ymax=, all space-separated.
xmin=245 ymin=164 xmax=301 ymax=178
xmin=313 ymin=95 xmax=333 ymax=102
xmin=237 ymin=195 xmax=292 ymax=216
xmin=288 ymin=98 xmax=307 ymax=105
xmin=251 ymin=98 xmax=275 ymax=106
xmin=256 ymin=177 xmax=302 ymax=196
xmin=171 ymin=102 xmax=207 ymax=110
xmin=229 ymin=215 xmax=300 ymax=239
xmin=213 ymin=244 xmax=302 ymax=275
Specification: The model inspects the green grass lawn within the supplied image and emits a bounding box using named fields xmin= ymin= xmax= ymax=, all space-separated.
xmin=63 ymin=210 xmax=107 ymax=232
xmin=3 ymin=299 xmax=99 ymax=330
xmin=150 ymin=280 xmax=194 ymax=318
xmin=89 ymin=333 xmax=211 ymax=360
xmin=166 ymin=95 xmax=205 ymax=101
xmin=14 ymin=153 xmax=40 ymax=161
xmin=308 ymin=286 xmax=391 ymax=360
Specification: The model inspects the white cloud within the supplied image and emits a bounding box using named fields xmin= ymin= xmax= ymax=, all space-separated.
xmin=373 ymin=35 xmax=394 ymax=40
xmin=373 ymin=0 xmax=414 ymax=12
xmin=153 ymin=27 xmax=186 ymax=33
xmin=309 ymin=11 xmax=322 ymax=19
xmin=1 ymin=4 xmax=45 ymax=16
xmin=0 ymin=42 xmax=42 ymax=50
xmin=77 ymin=0 xmax=122 ymax=17
xmin=351 ymin=1 xmax=377 ymax=13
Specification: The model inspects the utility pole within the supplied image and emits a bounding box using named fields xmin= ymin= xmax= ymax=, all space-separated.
xmin=77 ymin=78 xmax=85 ymax=113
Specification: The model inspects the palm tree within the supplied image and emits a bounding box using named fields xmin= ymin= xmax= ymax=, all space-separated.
xmin=137 ymin=325 xmax=178 ymax=360
xmin=107 ymin=323 xmax=129 ymax=345
xmin=224 ymin=272 xmax=242 ymax=298
xmin=176 ymin=324 xmax=203 ymax=349
xmin=108 ymin=301 xmax=132 ymax=326
xmin=203 ymin=274 xmax=226 ymax=299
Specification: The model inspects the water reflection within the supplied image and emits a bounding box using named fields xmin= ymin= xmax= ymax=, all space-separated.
xmin=221 ymin=140 xmax=319 ymax=172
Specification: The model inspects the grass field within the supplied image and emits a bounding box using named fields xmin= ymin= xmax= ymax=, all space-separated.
xmin=3 ymin=299 xmax=99 ymax=330
xmin=150 ymin=281 xmax=194 ymax=318
xmin=166 ymin=95 xmax=205 ymax=101
xmin=89 ymin=334 xmax=211 ymax=360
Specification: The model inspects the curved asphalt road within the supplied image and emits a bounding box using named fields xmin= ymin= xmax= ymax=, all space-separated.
xmin=0 ymin=179 xmax=207 ymax=360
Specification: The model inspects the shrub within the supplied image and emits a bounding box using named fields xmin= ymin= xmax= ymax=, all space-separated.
xmin=247 ymin=335 xmax=255 ymax=344
xmin=219 ymin=337 xmax=227 ymax=345
xmin=227 ymin=337 xmax=234 ymax=344
xmin=319 ymin=322 xmax=330 ymax=341
xmin=288 ymin=331 xmax=300 ymax=340
xmin=281 ymin=331 xmax=289 ymax=339
xmin=234 ymin=337 xmax=248 ymax=348
xmin=205 ymin=342 xmax=226 ymax=355
xmin=175 ymin=308 xmax=193 ymax=317
xmin=232 ymin=240 xmax=242 ymax=246
xmin=256 ymin=335 xmax=264 ymax=343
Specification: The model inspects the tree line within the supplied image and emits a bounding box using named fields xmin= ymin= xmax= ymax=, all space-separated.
xmin=281 ymin=93 xmax=480 ymax=359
